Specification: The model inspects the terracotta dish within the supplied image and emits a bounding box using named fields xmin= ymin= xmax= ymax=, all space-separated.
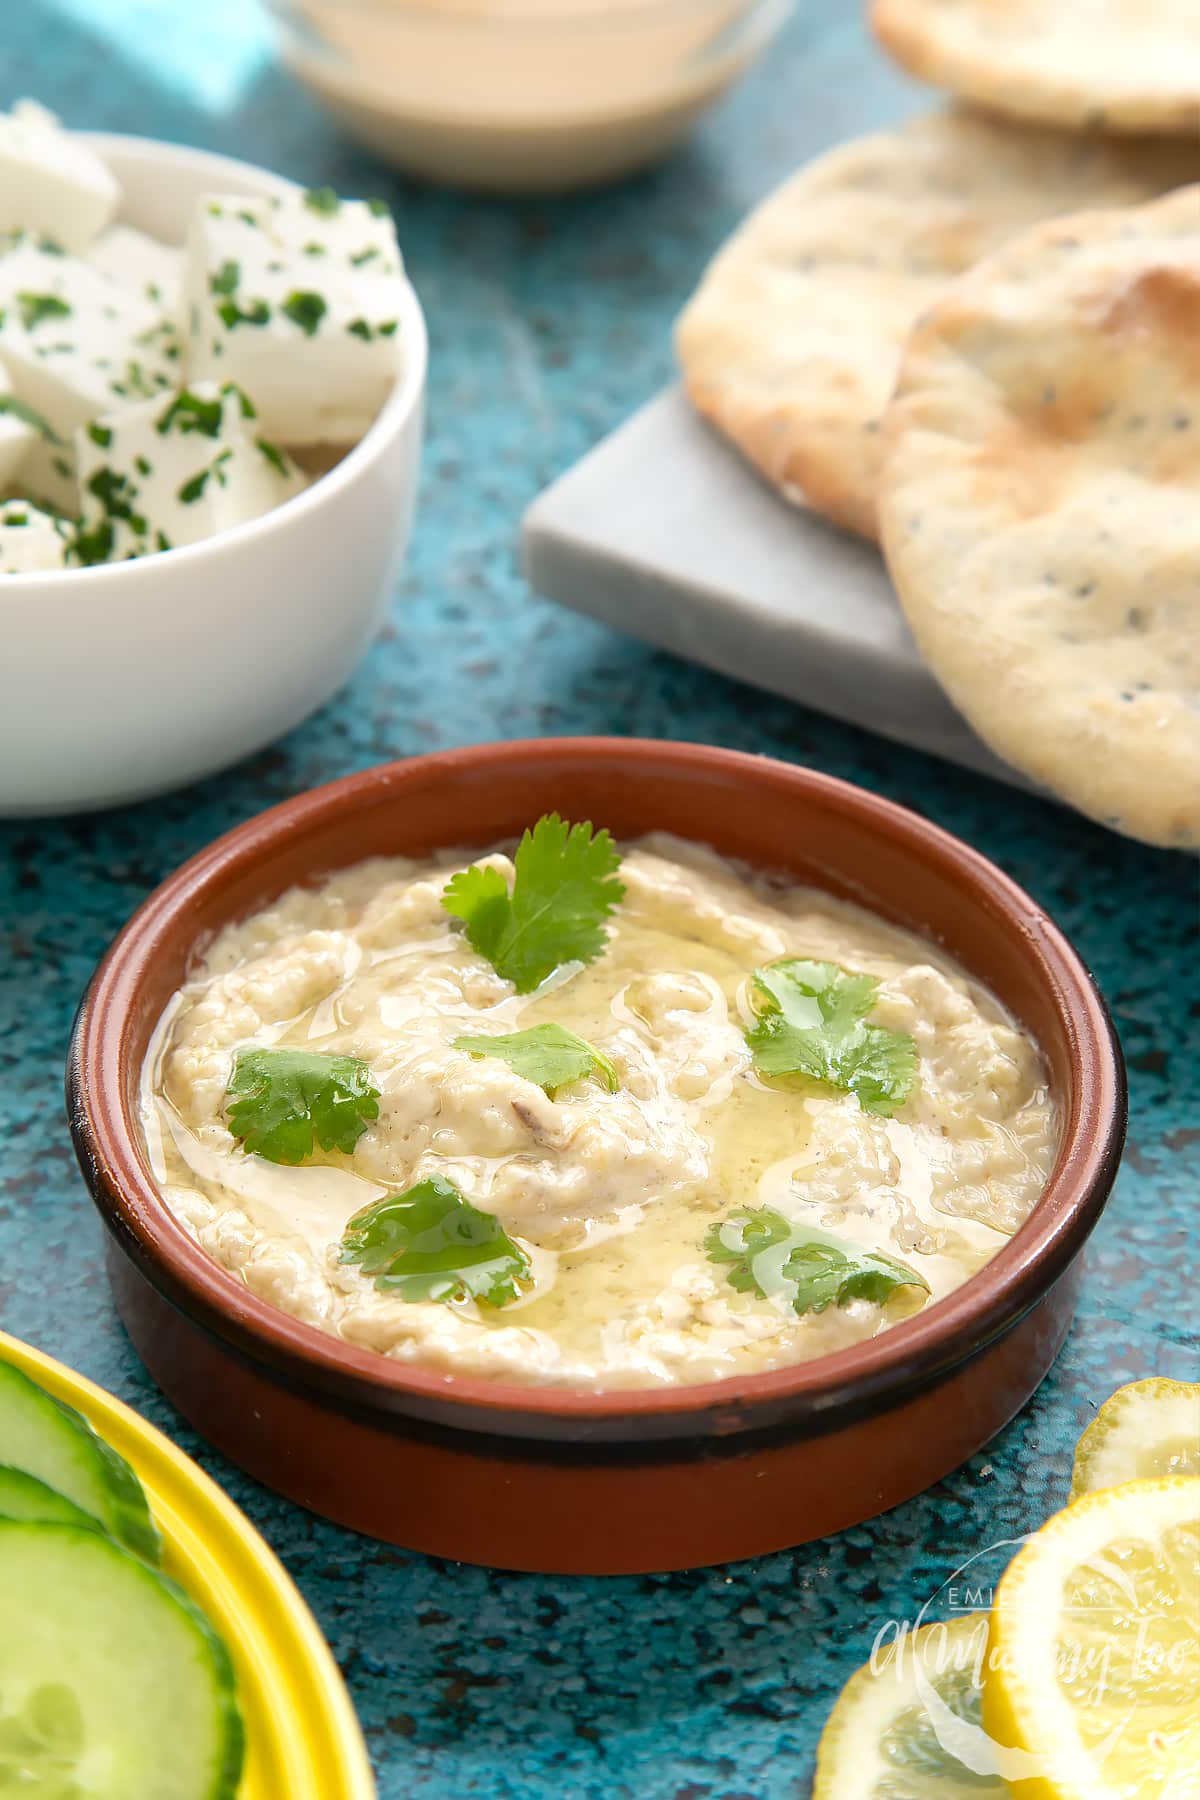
xmin=67 ymin=740 xmax=1125 ymax=1573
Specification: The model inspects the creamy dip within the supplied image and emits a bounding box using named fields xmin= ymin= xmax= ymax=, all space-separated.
xmin=140 ymin=835 xmax=1057 ymax=1389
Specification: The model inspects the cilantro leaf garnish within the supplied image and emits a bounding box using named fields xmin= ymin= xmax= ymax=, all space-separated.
xmin=452 ymin=1023 xmax=618 ymax=1097
xmin=442 ymin=815 xmax=625 ymax=994
xmin=705 ymin=1206 xmax=929 ymax=1318
xmin=304 ymin=186 xmax=340 ymax=215
xmin=225 ymin=1047 xmax=380 ymax=1164
xmin=744 ymin=959 xmax=916 ymax=1117
xmin=339 ymin=1174 xmax=529 ymax=1306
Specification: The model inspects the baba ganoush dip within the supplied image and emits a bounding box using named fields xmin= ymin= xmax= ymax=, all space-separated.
xmin=140 ymin=827 xmax=1057 ymax=1389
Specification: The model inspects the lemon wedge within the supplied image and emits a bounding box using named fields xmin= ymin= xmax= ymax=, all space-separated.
xmin=813 ymin=1611 xmax=1008 ymax=1798
xmin=1071 ymin=1378 xmax=1200 ymax=1498
xmin=983 ymin=1476 xmax=1200 ymax=1800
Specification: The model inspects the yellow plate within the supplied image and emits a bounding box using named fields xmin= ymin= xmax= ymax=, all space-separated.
xmin=0 ymin=1330 xmax=376 ymax=1800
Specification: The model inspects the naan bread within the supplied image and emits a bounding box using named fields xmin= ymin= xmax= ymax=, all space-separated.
xmin=877 ymin=186 xmax=1200 ymax=849
xmin=675 ymin=112 xmax=1194 ymax=539
xmin=872 ymin=0 xmax=1200 ymax=138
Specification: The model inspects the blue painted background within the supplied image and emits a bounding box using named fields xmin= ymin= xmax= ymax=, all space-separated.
xmin=0 ymin=4 xmax=1196 ymax=1794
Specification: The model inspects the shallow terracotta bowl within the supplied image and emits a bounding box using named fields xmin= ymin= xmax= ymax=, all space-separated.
xmin=68 ymin=740 xmax=1125 ymax=1573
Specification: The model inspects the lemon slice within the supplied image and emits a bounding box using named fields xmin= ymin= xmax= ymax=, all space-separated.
xmin=813 ymin=1611 xmax=1008 ymax=1797
xmin=1071 ymin=1378 xmax=1200 ymax=1498
xmin=984 ymin=1476 xmax=1200 ymax=1800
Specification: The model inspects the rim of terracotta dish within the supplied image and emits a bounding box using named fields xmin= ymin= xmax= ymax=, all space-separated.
xmin=69 ymin=740 xmax=1125 ymax=1443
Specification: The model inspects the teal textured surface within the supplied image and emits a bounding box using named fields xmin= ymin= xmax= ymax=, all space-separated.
xmin=1 ymin=4 xmax=1197 ymax=1795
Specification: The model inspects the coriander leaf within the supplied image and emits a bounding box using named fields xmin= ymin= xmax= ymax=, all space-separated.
xmin=156 ymin=386 xmax=224 ymax=438
xmin=256 ymin=437 xmax=290 ymax=477
xmin=217 ymin=296 xmax=270 ymax=330
xmin=225 ymin=1047 xmax=380 ymax=1164
xmin=281 ymin=290 xmax=327 ymax=337
xmin=783 ymin=1238 xmax=929 ymax=1316
xmin=304 ymin=185 xmax=340 ymax=215
xmin=339 ymin=1174 xmax=529 ymax=1306
xmin=704 ymin=1205 xmax=794 ymax=1295
xmin=442 ymin=815 xmax=625 ymax=994
xmin=209 ymin=259 xmax=240 ymax=297
xmin=705 ymin=1207 xmax=929 ymax=1318
xmin=452 ymin=1022 xmax=618 ymax=1097
xmin=745 ymin=958 xmax=917 ymax=1116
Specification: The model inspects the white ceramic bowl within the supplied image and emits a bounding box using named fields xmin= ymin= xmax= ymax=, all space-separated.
xmin=0 ymin=135 xmax=426 ymax=816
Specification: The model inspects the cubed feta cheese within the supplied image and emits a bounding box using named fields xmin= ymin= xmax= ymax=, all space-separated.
xmin=0 ymin=499 xmax=70 ymax=573
xmin=74 ymin=380 xmax=307 ymax=562
xmin=0 ymin=240 xmax=180 ymax=440
xmin=0 ymin=100 xmax=119 ymax=254
xmin=87 ymin=224 xmax=183 ymax=314
xmin=0 ymin=360 xmax=38 ymax=487
xmin=182 ymin=188 xmax=406 ymax=444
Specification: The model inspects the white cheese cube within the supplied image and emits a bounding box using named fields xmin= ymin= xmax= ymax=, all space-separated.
xmin=0 ymin=100 xmax=119 ymax=254
xmin=182 ymin=188 xmax=407 ymax=444
xmin=0 ymin=361 xmax=38 ymax=487
xmin=16 ymin=429 xmax=78 ymax=515
xmin=88 ymin=225 xmax=183 ymax=314
xmin=74 ymin=380 xmax=308 ymax=562
xmin=0 ymin=499 xmax=70 ymax=573
xmin=0 ymin=240 xmax=180 ymax=441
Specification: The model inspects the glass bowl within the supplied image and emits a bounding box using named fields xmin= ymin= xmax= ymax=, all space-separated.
xmin=266 ymin=0 xmax=793 ymax=191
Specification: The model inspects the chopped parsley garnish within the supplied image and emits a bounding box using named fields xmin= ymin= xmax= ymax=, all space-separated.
xmin=339 ymin=1175 xmax=529 ymax=1307
xmin=0 ymin=393 xmax=60 ymax=441
xmin=281 ymin=290 xmax=327 ymax=337
xmin=85 ymin=467 xmax=146 ymax=539
xmin=236 ymin=209 xmax=258 ymax=228
xmin=210 ymin=259 xmax=240 ymax=297
xmin=156 ymin=387 xmax=225 ymax=438
xmin=225 ymin=1047 xmax=380 ymax=1164
xmin=178 ymin=447 xmax=233 ymax=505
xmin=367 ymin=198 xmax=389 ymax=218
xmin=744 ymin=959 xmax=916 ymax=1117
xmin=86 ymin=422 xmax=112 ymax=449
xmin=452 ymin=1023 xmax=618 ymax=1097
xmin=350 ymin=246 xmax=379 ymax=266
xmin=2 ymin=510 xmax=28 ymax=527
xmin=69 ymin=517 xmax=114 ymax=566
xmin=378 ymin=320 xmax=398 ymax=336
xmin=347 ymin=318 xmax=373 ymax=341
xmin=705 ymin=1207 xmax=929 ymax=1318
xmin=217 ymin=297 xmax=270 ymax=330
xmin=442 ymin=815 xmax=625 ymax=995
xmin=303 ymin=242 xmax=326 ymax=257
xmin=17 ymin=291 xmax=71 ymax=330
xmin=255 ymin=437 xmax=289 ymax=477
xmin=304 ymin=186 xmax=340 ymax=215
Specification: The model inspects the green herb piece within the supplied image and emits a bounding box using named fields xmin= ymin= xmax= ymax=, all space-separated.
xmin=85 ymin=467 xmax=147 ymax=539
xmin=339 ymin=1174 xmax=529 ymax=1306
xmin=69 ymin=517 xmax=113 ymax=566
xmin=367 ymin=198 xmax=389 ymax=218
xmin=303 ymin=242 xmax=327 ymax=258
xmin=86 ymin=422 xmax=112 ymax=449
xmin=350 ymin=246 xmax=379 ymax=266
xmin=705 ymin=1207 xmax=929 ymax=1318
xmin=217 ymin=297 xmax=270 ymax=330
xmin=378 ymin=320 xmax=398 ymax=336
xmin=177 ymin=468 xmax=208 ymax=504
xmin=452 ymin=1023 xmax=618 ymax=1097
xmin=154 ymin=529 xmax=171 ymax=552
xmin=225 ymin=1047 xmax=380 ymax=1164
xmin=134 ymin=454 xmax=151 ymax=476
xmin=51 ymin=454 xmax=72 ymax=480
xmin=156 ymin=387 xmax=224 ymax=439
xmin=0 ymin=393 xmax=60 ymax=441
xmin=16 ymin=291 xmax=71 ymax=330
xmin=442 ymin=815 xmax=625 ymax=995
xmin=347 ymin=318 xmax=372 ymax=341
xmin=744 ymin=959 xmax=917 ymax=1117
xmin=2 ymin=510 xmax=28 ymax=527
xmin=281 ymin=290 xmax=327 ymax=337
xmin=255 ymin=437 xmax=289 ymax=477
xmin=209 ymin=259 xmax=240 ymax=297
xmin=236 ymin=209 xmax=258 ymax=227
xmin=304 ymin=186 xmax=340 ymax=215
xmin=37 ymin=236 xmax=65 ymax=255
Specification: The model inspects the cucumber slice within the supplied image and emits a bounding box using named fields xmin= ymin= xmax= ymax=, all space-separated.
xmin=0 ymin=1359 xmax=161 ymax=1563
xmin=0 ymin=1521 xmax=244 ymax=1799
xmin=0 ymin=1463 xmax=98 ymax=1529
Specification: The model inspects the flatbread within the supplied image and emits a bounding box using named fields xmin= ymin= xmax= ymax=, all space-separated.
xmin=877 ymin=186 xmax=1200 ymax=850
xmin=675 ymin=112 xmax=1195 ymax=540
xmin=872 ymin=0 xmax=1200 ymax=138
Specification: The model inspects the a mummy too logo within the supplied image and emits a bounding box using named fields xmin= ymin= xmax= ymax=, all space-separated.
xmin=865 ymin=1531 xmax=1186 ymax=1786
